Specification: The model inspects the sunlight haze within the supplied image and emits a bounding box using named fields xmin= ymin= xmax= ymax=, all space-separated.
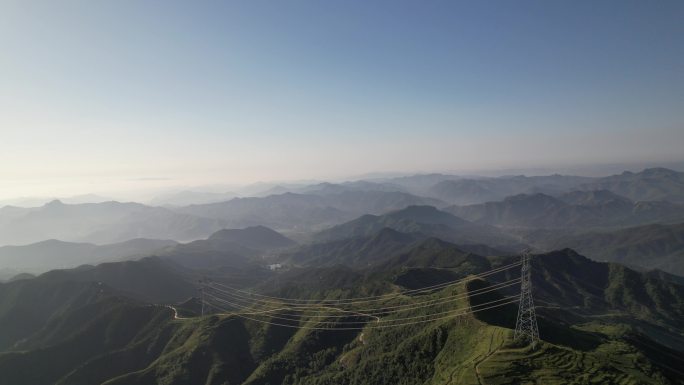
xmin=1 ymin=0 xmax=683 ymax=200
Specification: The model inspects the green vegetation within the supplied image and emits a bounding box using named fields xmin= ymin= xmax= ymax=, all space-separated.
xmin=542 ymin=223 xmax=684 ymax=276
xmin=0 ymin=247 xmax=683 ymax=384
xmin=314 ymin=205 xmax=521 ymax=251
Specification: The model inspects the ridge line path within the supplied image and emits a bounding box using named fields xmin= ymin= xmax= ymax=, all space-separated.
xmin=167 ymin=305 xmax=190 ymax=320
xmin=475 ymin=329 xmax=506 ymax=385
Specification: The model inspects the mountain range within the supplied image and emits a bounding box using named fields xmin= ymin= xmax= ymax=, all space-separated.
xmin=427 ymin=174 xmax=593 ymax=205
xmin=175 ymin=190 xmax=445 ymax=232
xmin=0 ymin=190 xmax=441 ymax=246
xmin=0 ymin=238 xmax=177 ymax=274
xmin=0 ymin=200 xmax=226 ymax=246
xmin=157 ymin=226 xmax=296 ymax=270
xmin=447 ymin=190 xmax=684 ymax=229
xmin=149 ymin=190 xmax=238 ymax=206
xmin=259 ymin=167 xmax=684 ymax=207
xmin=313 ymin=205 xmax=525 ymax=251
xmin=0 ymin=246 xmax=682 ymax=384
xmin=430 ymin=168 xmax=684 ymax=205
xmin=282 ymin=227 xmax=419 ymax=267
xmin=580 ymin=167 xmax=684 ymax=203
xmin=1 ymin=168 xmax=683 ymax=248
xmin=537 ymin=222 xmax=684 ymax=276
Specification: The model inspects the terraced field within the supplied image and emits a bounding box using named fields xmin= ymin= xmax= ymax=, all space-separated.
xmin=478 ymin=338 xmax=671 ymax=385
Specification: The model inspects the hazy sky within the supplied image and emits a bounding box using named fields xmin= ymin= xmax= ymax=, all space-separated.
xmin=1 ymin=0 xmax=683 ymax=199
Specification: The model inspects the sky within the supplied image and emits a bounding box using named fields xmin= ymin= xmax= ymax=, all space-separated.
xmin=1 ymin=0 xmax=683 ymax=200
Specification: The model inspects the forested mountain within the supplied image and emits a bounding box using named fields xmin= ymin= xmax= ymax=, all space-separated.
xmin=1 ymin=168 xmax=684 ymax=385
xmin=180 ymin=193 xmax=348 ymax=231
xmin=3 ymin=0 xmax=682 ymax=382
xmin=314 ymin=205 xmax=524 ymax=250
xmin=207 ymin=226 xmax=297 ymax=250
xmin=0 ymin=200 xmax=226 ymax=246
xmin=537 ymin=223 xmax=684 ymax=276
xmin=426 ymin=174 xmax=593 ymax=205
xmin=0 ymin=248 xmax=682 ymax=385
xmin=175 ymin=191 xmax=446 ymax=232
xmin=0 ymin=190 xmax=441 ymax=246
xmin=0 ymin=238 xmax=177 ymax=273
xmin=282 ymin=228 xmax=420 ymax=267
xmin=2 ymin=168 xmax=682 ymax=247
xmin=378 ymin=168 xmax=684 ymax=207
xmin=284 ymin=227 xmax=510 ymax=270
xmin=379 ymin=173 xmax=463 ymax=196
xmin=158 ymin=226 xmax=295 ymax=270
xmin=0 ymin=257 xmax=196 ymax=351
xmin=580 ymin=168 xmax=684 ymax=203
xmin=557 ymin=189 xmax=632 ymax=205
xmin=447 ymin=192 xmax=684 ymax=229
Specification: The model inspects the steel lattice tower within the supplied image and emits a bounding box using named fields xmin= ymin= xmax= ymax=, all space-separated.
xmin=514 ymin=249 xmax=540 ymax=346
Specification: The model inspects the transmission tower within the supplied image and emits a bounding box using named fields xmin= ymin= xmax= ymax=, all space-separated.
xmin=514 ymin=249 xmax=539 ymax=346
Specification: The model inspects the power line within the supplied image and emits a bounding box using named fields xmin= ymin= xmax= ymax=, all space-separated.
xmin=205 ymin=294 xmax=518 ymax=325
xmin=204 ymin=297 xmax=520 ymax=330
xmin=206 ymin=261 xmax=521 ymax=306
xmin=194 ymin=255 xmax=530 ymax=333
xmin=204 ymin=285 xmax=519 ymax=324
xmin=245 ymin=279 xmax=521 ymax=315
xmin=204 ymin=277 xmax=521 ymax=317
xmin=203 ymin=291 xmax=380 ymax=321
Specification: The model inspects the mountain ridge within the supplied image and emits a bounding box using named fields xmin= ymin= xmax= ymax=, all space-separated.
xmin=447 ymin=192 xmax=684 ymax=229
xmin=0 ymin=246 xmax=683 ymax=384
xmin=0 ymin=238 xmax=178 ymax=273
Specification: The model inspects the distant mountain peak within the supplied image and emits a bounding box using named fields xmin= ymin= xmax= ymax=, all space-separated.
xmin=615 ymin=167 xmax=680 ymax=179
xmin=206 ymin=226 xmax=296 ymax=250
xmin=32 ymin=238 xmax=81 ymax=246
xmin=640 ymin=167 xmax=679 ymax=177
xmin=582 ymin=167 xmax=684 ymax=203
